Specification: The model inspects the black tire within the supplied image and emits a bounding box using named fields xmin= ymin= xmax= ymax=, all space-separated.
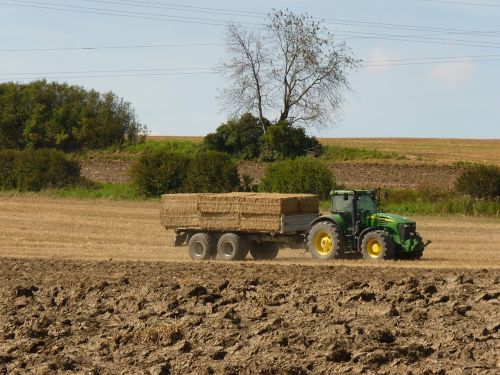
xmin=217 ymin=233 xmax=249 ymax=261
xmin=188 ymin=233 xmax=216 ymax=260
xmin=361 ymin=230 xmax=394 ymax=260
xmin=250 ymin=242 xmax=280 ymax=260
xmin=398 ymin=248 xmax=424 ymax=260
xmin=307 ymin=221 xmax=343 ymax=260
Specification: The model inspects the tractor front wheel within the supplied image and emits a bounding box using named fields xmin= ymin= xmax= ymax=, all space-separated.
xmin=361 ymin=231 xmax=394 ymax=260
xmin=307 ymin=222 xmax=343 ymax=260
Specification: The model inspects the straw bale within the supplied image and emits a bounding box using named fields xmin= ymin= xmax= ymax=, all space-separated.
xmin=159 ymin=192 xmax=318 ymax=231
xmin=199 ymin=213 xmax=240 ymax=231
xmin=240 ymin=213 xmax=281 ymax=232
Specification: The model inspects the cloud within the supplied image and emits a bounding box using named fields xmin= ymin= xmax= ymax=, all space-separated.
xmin=429 ymin=60 xmax=475 ymax=88
xmin=364 ymin=48 xmax=395 ymax=72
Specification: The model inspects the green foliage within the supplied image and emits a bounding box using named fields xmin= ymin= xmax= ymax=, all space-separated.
xmin=184 ymin=151 xmax=240 ymax=193
xmin=0 ymin=149 xmax=80 ymax=191
xmin=260 ymin=121 xmax=323 ymax=161
xmin=122 ymin=140 xmax=200 ymax=155
xmin=131 ymin=150 xmax=191 ymax=197
xmin=204 ymin=114 xmax=322 ymax=161
xmin=0 ymin=80 xmax=146 ymax=151
xmin=0 ymin=149 xmax=17 ymax=190
xmin=322 ymin=145 xmax=403 ymax=161
xmin=204 ymin=113 xmax=264 ymax=159
xmin=260 ymin=157 xmax=334 ymax=199
xmin=455 ymin=164 xmax=500 ymax=199
xmin=51 ymin=183 xmax=142 ymax=200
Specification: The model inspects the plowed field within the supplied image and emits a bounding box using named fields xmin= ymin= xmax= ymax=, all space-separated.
xmin=0 ymin=197 xmax=499 ymax=374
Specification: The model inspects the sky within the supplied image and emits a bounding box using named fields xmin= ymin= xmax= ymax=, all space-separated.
xmin=1 ymin=0 xmax=499 ymax=139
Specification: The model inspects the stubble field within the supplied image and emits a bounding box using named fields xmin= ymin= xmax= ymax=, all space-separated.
xmin=0 ymin=196 xmax=499 ymax=374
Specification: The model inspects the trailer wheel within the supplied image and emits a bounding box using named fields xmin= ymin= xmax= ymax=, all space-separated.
xmin=217 ymin=233 xmax=249 ymax=261
xmin=188 ymin=233 xmax=216 ymax=260
xmin=250 ymin=242 xmax=280 ymax=260
xmin=307 ymin=221 xmax=343 ymax=260
xmin=361 ymin=230 xmax=394 ymax=260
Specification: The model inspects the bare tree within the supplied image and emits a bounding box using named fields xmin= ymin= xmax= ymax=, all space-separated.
xmin=219 ymin=10 xmax=358 ymax=132
xmin=220 ymin=24 xmax=269 ymax=133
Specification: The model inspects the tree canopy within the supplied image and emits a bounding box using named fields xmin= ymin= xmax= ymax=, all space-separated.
xmin=0 ymin=80 xmax=147 ymax=151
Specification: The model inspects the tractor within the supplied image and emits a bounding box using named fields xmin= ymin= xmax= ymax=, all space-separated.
xmin=307 ymin=190 xmax=430 ymax=260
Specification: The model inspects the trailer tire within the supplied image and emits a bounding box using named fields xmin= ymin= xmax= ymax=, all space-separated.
xmin=188 ymin=233 xmax=216 ymax=260
xmin=250 ymin=242 xmax=280 ymax=260
xmin=307 ymin=221 xmax=343 ymax=260
xmin=361 ymin=230 xmax=394 ymax=260
xmin=217 ymin=233 xmax=249 ymax=261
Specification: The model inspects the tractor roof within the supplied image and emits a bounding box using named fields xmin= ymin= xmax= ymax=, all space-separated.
xmin=330 ymin=189 xmax=376 ymax=196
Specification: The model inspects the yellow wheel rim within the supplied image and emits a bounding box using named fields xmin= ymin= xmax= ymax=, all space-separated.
xmin=366 ymin=239 xmax=382 ymax=258
xmin=314 ymin=231 xmax=333 ymax=255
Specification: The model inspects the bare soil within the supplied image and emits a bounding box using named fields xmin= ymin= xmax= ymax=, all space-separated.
xmin=0 ymin=196 xmax=499 ymax=374
xmin=1 ymin=260 xmax=498 ymax=374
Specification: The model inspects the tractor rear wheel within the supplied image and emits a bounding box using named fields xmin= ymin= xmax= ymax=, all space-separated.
xmin=188 ymin=233 xmax=216 ymax=260
xmin=250 ymin=242 xmax=280 ymax=260
xmin=307 ymin=221 xmax=343 ymax=260
xmin=361 ymin=231 xmax=394 ymax=260
xmin=217 ymin=233 xmax=249 ymax=261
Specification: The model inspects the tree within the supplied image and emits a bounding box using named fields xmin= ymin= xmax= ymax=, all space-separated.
xmin=220 ymin=10 xmax=358 ymax=132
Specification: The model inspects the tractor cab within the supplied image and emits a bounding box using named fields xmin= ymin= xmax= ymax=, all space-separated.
xmin=331 ymin=190 xmax=377 ymax=235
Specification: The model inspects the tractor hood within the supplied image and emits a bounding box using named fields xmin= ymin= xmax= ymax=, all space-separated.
xmin=368 ymin=213 xmax=415 ymax=225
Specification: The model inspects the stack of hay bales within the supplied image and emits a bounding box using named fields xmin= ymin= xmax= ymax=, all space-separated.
xmin=160 ymin=193 xmax=318 ymax=233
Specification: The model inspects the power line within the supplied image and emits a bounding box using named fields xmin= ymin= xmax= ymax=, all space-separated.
xmin=0 ymin=67 xmax=215 ymax=76
xmin=1 ymin=55 xmax=499 ymax=80
xmin=4 ymin=0 xmax=500 ymax=39
xmin=418 ymin=0 xmax=500 ymax=7
xmin=0 ymin=43 xmax=223 ymax=52
xmin=3 ymin=0 xmax=500 ymax=49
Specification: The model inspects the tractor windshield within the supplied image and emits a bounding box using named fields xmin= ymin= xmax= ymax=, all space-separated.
xmin=357 ymin=194 xmax=377 ymax=213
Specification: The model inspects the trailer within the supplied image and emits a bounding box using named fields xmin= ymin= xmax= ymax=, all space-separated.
xmin=160 ymin=193 xmax=319 ymax=261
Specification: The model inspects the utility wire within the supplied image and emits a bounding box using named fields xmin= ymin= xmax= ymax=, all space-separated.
xmin=418 ymin=0 xmax=500 ymax=7
xmin=3 ymin=0 xmax=500 ymax=44
xmin=0 ymin=43 xmax=224 ymax=52
xmin=1 ymin=55 xmax=499 ymax=79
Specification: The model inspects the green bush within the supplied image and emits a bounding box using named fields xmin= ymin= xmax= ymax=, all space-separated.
xmin=260 ymin=121 xmax=323 ymax=161
xmin=204 ymin=113 xmax=264 ymax=159
xmin=131 ymin=150 xmax=191 ymax=197
xmin=0 ymin=149 xmax=80 ymax=191
xmin=0 ymin=149 xmax=17 ymax=190
xmin=0 ymin=80 xmax=146 ymax=151
xmin=184 ymin=151 xmax=240 ymax=193
xmin=455 ymin=164 xmax=500 ymax=199
xmin=260 ymin=157 xmax=334 ymax=199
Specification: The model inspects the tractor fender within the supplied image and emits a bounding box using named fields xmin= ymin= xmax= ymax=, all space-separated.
xmin=309 ymin=216 xmax=342 ymax=229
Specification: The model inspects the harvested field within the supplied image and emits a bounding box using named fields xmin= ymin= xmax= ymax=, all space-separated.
xmin=0 ymin=197 xmax=499 ymax=374
xmin=321 ymin=138 xmax=500 ymax=166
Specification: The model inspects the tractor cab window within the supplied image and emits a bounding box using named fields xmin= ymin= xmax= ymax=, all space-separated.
xmin=332 ymin=194 xmax=353 ymax=213
xmin=357 ymin=194 xmax=377 ymax=212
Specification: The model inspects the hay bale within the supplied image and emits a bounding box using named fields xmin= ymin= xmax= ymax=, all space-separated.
xmin=160 ymin=192 xmax=318 ymax=231
xmin=240 ymin=213 xmax=281 ymax=232
xmin=199 ymin=213 xmax=240 ymax=230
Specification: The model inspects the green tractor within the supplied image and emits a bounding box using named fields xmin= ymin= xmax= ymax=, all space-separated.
xmin=307 ymin=190 xmax=430 ymax=260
